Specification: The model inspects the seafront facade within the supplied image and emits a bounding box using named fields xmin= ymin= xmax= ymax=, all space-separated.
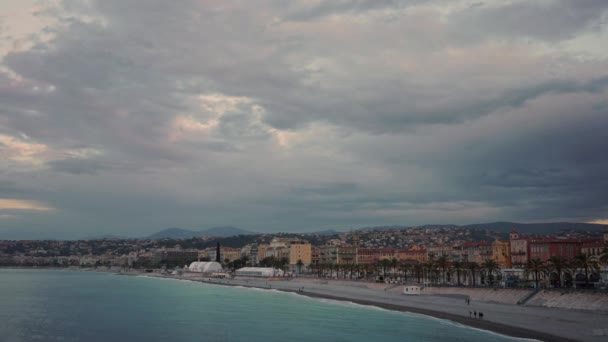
xmin=2 ymin=229 xmax=608 ymax=289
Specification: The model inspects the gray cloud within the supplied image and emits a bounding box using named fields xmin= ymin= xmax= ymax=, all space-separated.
xmin=449 ymin=0 xmax=608 ymax=41
xmin=0 ymin=0 xmax=607 ymax=238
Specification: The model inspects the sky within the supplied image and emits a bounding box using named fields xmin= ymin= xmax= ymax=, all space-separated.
xmin=1 ymin=0 xmax=608 ymax=239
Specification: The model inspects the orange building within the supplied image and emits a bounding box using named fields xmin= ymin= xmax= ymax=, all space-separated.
xmin=492 ymin=240 xmax=511 ymax=268
xmin=397 ymin=246 xmax=427 ymax=263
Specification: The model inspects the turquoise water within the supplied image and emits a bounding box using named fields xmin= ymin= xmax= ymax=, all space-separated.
xmin=0 ymin=269 xmax=524 ymax=342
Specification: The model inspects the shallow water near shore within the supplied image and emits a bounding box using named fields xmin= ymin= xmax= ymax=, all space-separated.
xmin=0 ymin=269 xmax=530 ymax=342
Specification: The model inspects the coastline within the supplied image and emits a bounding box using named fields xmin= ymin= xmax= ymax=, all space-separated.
xmin=0 ymin=268 xmax=597 ymax=341
xmin=136 ymin=273 xmax=570 ymax=342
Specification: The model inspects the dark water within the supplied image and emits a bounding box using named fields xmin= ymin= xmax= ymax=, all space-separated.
xmin=0 ymin=269 xmax=526 ymax=341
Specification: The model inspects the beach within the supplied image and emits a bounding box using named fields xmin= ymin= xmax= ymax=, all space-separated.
xmin=136 ymin=272 xmax=607 ymax=342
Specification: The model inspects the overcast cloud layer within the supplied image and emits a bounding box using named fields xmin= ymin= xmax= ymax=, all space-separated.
xmin=1 ymin=0 xmax=608 ymax=239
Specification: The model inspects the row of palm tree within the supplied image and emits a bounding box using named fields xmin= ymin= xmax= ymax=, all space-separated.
xmin=308 ymin=249 xmax=607 ymax=288
xmin=524 ymin=253 xmax=602 ymax=288
xmin=308 ymin=256 xmax=503 ymax=287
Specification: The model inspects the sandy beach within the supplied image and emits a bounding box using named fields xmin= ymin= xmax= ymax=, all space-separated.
xmin=134 ymin=272 xmax=607 ymax=342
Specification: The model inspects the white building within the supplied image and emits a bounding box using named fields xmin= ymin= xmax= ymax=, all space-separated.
xmin=187 ymin=261 xmax=223 ymax=273
xmin=234 ymin=267 xmax=284 ymax=277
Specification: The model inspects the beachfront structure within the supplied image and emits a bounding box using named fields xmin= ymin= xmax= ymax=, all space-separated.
xmin=311 ymin=246 xmax=320 ymax=265
xmin=529 ymin=239 xmax=580 ymax=262
xmin=289 ymin=240 xmax=312 ymax=270
xmin=397 ymin=247 xmax=427 ymax=264
xmin=337 ymin=245 xmax=357 ymax=265
xmin=403 ymin=285 xmax=421 ymax=295
xmin=581 ymin=239 xmax=605 ymax=258
xmin=152 ymin=249 xmax=199 ymax=266
xmin=452 ymin=241 xmax=492 ymax=264
xmin=427 ymin=244 xmax=453 ymax=258
xmin=234 ymin=267 xmax=284 ymax=277
xmin=221 ymin=247 xmax=242 ymax=263
xmin=356 ymin=248 xmax=397 ymax=265
xmin=187 ymin=261 xmax=223 ymax=273
xmin=492 ymin=240 xmax=512 ymax=268
xmin=510 ymin=230 xmax=530 ymax=268
xmin=318 ymin=245 xmax=338 ymax=264
xmin=257 ymin=244 xmax=269 ymax=264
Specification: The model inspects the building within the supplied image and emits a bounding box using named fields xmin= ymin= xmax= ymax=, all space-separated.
xmin=356 ymin=248 xmax=397 ymax=265
xmin=492 ymin=240 xmax=512 ymax=268
xmin=221 ymin=247 xmax=242 ymax=263
xmin=152 ymin=249 xmax=199 ymax=266
xmin=397 ymin=246 xmax=427 ymax=264
xmin=289 ymin=240 xmax=312 ymax=267
xmin=257 ymin=244 xmax=269 ymax=262
xmin=311 ymin=246 xmax=320 ymax=265
xmin=529 ymin=239 xmax=580 ymax=262
xmin=234 ymin=267 xmax=284 ymax=277
xmin=336 ymin=245 xmax=357 ymax=265
xmin=187 ymin=261 xmax=222 ymax=273
xmin=581 ymin=239 xmax=605 ymax=258
xmin=427 ymin=245 xmax=453 ymax=259
xmin=509 ymin=230 xmax=530 ymax=268
xmin=318 ymin=245 xmax=338 ymax=264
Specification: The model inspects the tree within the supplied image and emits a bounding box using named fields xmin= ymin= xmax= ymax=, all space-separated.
xmin=413 ymin=263 xmax=423 ymax=283
xmin=599 ymin=247 xmax=608 ymax=265
xmin=390 ymin=258 xmax=398 ymax=281
xmin=524 ymin=259 xmax=546 ymax=289
xmin=547 ymin=256 xmax=569 ymax=288
xmin=573 ymin=254 xmax=600 ymax=287
xmin=436 ymin=255 xmax=451 ymax=284
xmin=452 ymin=261 xmax=463 ymax=286
xmin=481 ymin=259 xmax=501 ymax=287
xmin=296 ymin=259 xmax=304 ymax=274
xmin=467 ymin=262 xmax=480 ymax=287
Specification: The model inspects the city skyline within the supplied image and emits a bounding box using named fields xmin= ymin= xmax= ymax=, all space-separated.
xmin=1 ymin=1 xmax=608 ymax=239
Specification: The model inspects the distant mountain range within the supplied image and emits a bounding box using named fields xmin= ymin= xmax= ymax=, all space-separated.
xmin=87 ymin=221 xmax=606 ymax=241
xmin=357 ymin=222 xmax=607 ymax=234
xmin=415 ymin=222 xmax=608 ymax=234
xmin=145 ymin=226 xmax=256 ymax=239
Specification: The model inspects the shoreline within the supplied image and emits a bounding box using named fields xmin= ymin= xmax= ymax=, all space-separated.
xmin=139 ymin=273 xmax=571 ymax=342
xmin=0 ymin=268 xmax=592 ymax=341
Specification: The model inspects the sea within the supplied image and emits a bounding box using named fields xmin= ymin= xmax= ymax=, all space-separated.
xmin=0 ymin=269 xmax=528 ymax=342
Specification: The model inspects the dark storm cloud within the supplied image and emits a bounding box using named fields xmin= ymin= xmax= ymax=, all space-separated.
xmin=449 ymin=0 xmax=608 ymax=41
xmin=0 ymin=0 xmax=607 ymax=238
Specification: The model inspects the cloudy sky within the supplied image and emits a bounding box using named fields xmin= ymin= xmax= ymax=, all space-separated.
xmin=1 ymin=0 xmax=608 ymax=239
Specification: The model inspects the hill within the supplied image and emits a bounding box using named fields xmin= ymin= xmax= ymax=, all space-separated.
xmin=145 ymin=226 xmax=255 ymax=239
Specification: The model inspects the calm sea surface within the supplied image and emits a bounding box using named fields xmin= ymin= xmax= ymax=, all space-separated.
xmin=0 ymin=269 xmax=526 ymax=342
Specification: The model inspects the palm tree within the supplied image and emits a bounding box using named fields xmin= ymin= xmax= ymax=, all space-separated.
xmin=524 ymin=259 xmax=546 ymax=289
xmin=599 ymin=247 xmax=608 ymax=266
xmin=467 ymin=262 xmax=480 ymax=287
xmin=390 ymin=258 xmax=399 ymax=281
xmin=400 ymin=263 xmax=412 ymax=284
xmin=481 ymin=259 xmax=501 ymax=287
xmin=413 ymin=263 xmax=423 ymax=283
xmin=573 ymin=253 xmax=600 ymax=287
xmin=436 ymin=255 xmax=451 ymax=284
xmin=380 ymin=259 xmax=391 ymax=280
xmin=296 ymin=259 xmax=304 ymax=274
xmin=547 ymin=256 xmax=569 ymax=288
xmin=452 ymin=261 xmax=463 ymax=286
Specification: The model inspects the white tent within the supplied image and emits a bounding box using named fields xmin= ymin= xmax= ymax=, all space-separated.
xmin=235 ymin=267 xmax=284 ymax=277
xmin=187 ymin=261 xmax=223 ymax=273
